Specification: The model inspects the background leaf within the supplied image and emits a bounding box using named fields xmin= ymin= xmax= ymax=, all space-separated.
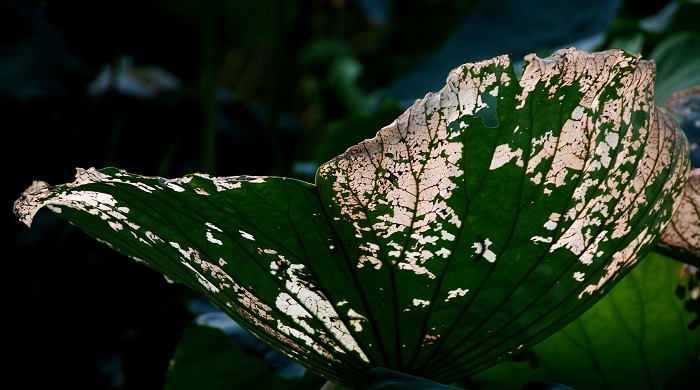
xmin=164 ymin=312 xmax=325 ymax=390
xmin=649 ymin=32 xmax=700 ymax=105
xmin=366 ymin=367 xmax=464 ymax=390
xmin=467 ymin=252 xmax=700 ymax=390
xmin=384 ymin=0 xmax=623 ymax=105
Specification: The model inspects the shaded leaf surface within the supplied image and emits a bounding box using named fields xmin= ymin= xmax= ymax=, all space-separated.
xmin=521 ymin=382 xmax=575 ymax=390
xmin=366 ymin=368 xmax=573 ymax=390
xmin=13 ymin=48 xmax=689 ymax=388
xmin=650 ymin=32 xmax=700 ymax=106
xmin=385 ymin=0 xmax=622 ymax=103
xmin=366 ymin=367 xmax=463 ymax=390
xmin=469 ymin=252 xmax=700 ymax=390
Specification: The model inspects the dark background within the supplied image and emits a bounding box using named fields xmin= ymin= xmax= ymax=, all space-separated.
xmin=3 ymin=0 xmax=694 ymax=388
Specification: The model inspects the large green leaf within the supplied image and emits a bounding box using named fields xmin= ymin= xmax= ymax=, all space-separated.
xmin=13 ymin=48 xmax=689 ymax=388
xmin=468 ymin=252 xmax=700 ymax=390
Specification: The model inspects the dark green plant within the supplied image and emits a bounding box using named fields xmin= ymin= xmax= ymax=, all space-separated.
xmin=13 ymin=47 xmax=699 ymax=389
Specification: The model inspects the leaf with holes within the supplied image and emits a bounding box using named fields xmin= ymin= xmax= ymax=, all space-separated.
xmin=657 ymin=167 xmax=700 ymax=267
xmin=13 ymin=47 xmax=690 ymax=389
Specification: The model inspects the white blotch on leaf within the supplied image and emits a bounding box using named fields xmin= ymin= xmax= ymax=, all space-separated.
xmin=269 ymin=260 xmax=369 ymax=362
xmin=445 ymin=288 xmax=469 ymax=302
xmin=239 ymin=230 xmax=255 ymax=241
xmin=441 ymin=230 xmax=456 ymax=241
xmin=490 ymin=144 xmax=524 ymax=170
xmin=531 ymin=236 xmax=552 ymax=244
xmin=544 ymin=213 xmax=560 ymax=230
xmin=206 ymin=231 xmax=223 ymax=246
xmin=275 ymin=320 xmax=337 ymax=362
xmin=473 ymin=237 xmax=497 ymax=262
xmin=169 ymin=241 xmax=275 ymax=322
xmin=276 ymin=292 xmax=315 ymax=334
xmin=182 ymin=261 xmax=219 ymax=293
xmin=347 ymin=309 xmax=367 ymax=332
xmin=166 ymin=182 xmax=185 ymax=192
xmin=206 ymin=222 xmax=222 ymax=232
xmin=145 ymin=231 xmax=163 ymax=243
xmin=413 ymin=299 xmax=430 ymax=307
xmin=436 ymin=248 xmax=451 ymax=258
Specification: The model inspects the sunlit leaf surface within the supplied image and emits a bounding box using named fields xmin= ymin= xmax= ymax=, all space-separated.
xmin=13 ymin=48 xmax=689 ymax=388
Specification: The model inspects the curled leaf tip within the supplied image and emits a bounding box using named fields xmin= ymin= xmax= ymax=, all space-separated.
xmin=14 ymin=180 xmax=51 ymax=227
xmin=13 ymin=167 xmax=111 ymax=228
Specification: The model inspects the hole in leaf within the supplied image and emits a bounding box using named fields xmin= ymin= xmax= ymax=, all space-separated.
xmin=475 ymin=91 xmax=499 ymax=128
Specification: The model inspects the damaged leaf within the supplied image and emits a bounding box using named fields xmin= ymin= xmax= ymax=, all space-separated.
xmin=658 ymin=168 xmax=700 ymax=267
xmin=13 ymin=47 xmax=690 ymax=388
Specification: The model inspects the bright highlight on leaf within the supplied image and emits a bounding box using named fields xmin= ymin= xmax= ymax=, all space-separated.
xmin=13 ymin=47 xmax=690 ymax=389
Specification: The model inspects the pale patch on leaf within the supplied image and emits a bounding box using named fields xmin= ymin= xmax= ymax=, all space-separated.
xmin=445 ymin=288 xmax=469 ymax=302
xmin=490 ymin=144 xmax=525 ymax=170
xmin=166 ymin=182 xmax=186 ymax=192
xmin=205 ymin=222 xmax=222 ymax=232
xmin=239 ymin=230 xmax=255 ymax=241
xmin=268 ymin=259 xmax=370 ymax=363
xmin=347 ymin=309 xmax=367 ymax=332
xmin=412 ymin=299 xmax=430 ymax=307
xmin=472 ymin=237 xmax=497 ymax=263
xmin=206 ymin=231 xmax=223 ymax=246
xmin=658 ymin=168 xmax=700 ymax=264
